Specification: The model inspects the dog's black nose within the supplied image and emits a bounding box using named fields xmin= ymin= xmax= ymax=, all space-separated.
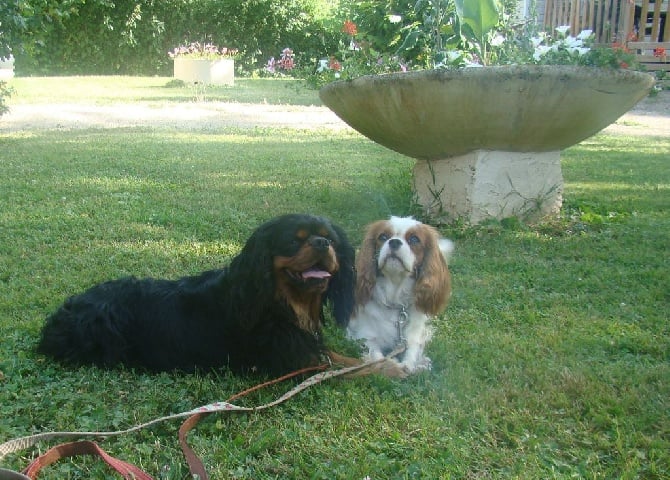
xmin=388 ymin=238 xmax=402 ymax=250
xmin=309 ymin=236 xmax=331 ymax=251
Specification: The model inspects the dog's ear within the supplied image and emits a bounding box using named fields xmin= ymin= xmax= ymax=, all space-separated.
xmin=326 ymin=223 xmax=356 ymax=327
xmin=228 ymin=218 xmax=278 ymax=308
xmin=354 ymin=221 xmax=384 ymax=308
xmin=415 ymin=226 xmax=452 ymax=315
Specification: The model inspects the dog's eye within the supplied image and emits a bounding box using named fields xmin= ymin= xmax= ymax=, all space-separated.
xmin=378 ymin=233 xmax=389 ymax=242
xmin=408 ymin=235 xmax=421 ymax=246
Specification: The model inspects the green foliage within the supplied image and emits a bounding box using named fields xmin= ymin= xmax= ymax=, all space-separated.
xmin=581 ymin=43 xmax=638 ymax=69
xmin=19 ymin=1 xmax=179 ymax=75
xmin=6 ymin=0 xmax=339 ymax=75
xmin=314 ymin=0 xmax=640 ymax=78
xmin=283 ymin=0 xmax=419 ymax=85
xmin=2 ymin=0 xmax=647 ymax=76
xmin=0 ymin=80 xmax=11 ymax=116
xmin=339 ymin=0 xmax=415 ymax=55
xmin=0 ymin=0 xmax=103 ymax=62
xmin=454 ymin=0 xmax=502 ymax=60
xmin=455 ymin=0 xmax=501 ymax=42
xmin=394 ymin=0 xmax=455 ymax=67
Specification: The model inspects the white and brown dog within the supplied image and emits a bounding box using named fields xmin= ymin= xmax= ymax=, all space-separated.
xmin=348 ymin=216 xmax=453 ymax=374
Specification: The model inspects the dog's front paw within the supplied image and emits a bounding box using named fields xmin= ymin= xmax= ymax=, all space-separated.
xmin=401 ymin=355 xmax=432 ymax=374
xmin=376 ymin=358 xmax=410 ymax=379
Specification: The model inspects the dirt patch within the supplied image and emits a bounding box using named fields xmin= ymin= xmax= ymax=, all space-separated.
xmin=602 ymin=89 xmax=670 ymax=137
xmin=1 ymin=89 xmax=668 ymax=137
xmin=0 ymin=102 xmax=348 ymax=132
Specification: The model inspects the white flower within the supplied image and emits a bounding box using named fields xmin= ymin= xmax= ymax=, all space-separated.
xmin=446 ymin=50 xmax=463 ymax=61
xmin=490 ymin=34 xmax=505 ymax=47
xmin=317 ymin=58 xmax=329 ymax=72
xmin=574 ymin=47 xmax=590 ymax=55
xmin=388 ymin=14 xmax=402 ymax=24
xmin=533 ymin=45 xmax=551 ymax=61
xmin=464 ymin=60 xmax=484 ymax=67
xmin=564 ymin=36 xmax=583 ymax=48
xmin=577 ymin=29 xmax=593 ymax=40
xmin=530 ymin=35 xmax=545 ymax=48
xmin=555 ymin=25 xmax=571 ymax=36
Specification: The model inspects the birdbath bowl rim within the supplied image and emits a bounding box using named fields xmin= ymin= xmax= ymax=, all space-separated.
xmin=319 ymin=65 xmax=655 ymax=159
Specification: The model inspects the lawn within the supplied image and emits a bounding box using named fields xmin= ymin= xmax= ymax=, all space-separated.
xmin=4 ymin=76 xmax=320 ymax=106
xmin=0 ymin=77 xmax=668 ymax=479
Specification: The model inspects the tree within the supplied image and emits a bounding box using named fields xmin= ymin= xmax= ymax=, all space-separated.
xmin=0 ymin=0 xmax=92 ymax=59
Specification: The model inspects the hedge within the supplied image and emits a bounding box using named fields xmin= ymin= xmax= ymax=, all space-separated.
xmin=10 ymin=0 xmax=342 ymax=76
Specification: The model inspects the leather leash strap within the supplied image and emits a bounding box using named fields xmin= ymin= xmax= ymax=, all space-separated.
xmin=178 ymin=413 xmax=209 ymax=480
xmin=22 ymin=440 xmax=153 ymax=480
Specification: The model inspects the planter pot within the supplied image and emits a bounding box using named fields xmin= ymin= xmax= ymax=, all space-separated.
xmin=0 ymin=56 xmax=15 ymax=80
xmin=319 ymin=66 xmax=654 ymax=223
xmin=173 ymin=57 xmax=234 ymax=86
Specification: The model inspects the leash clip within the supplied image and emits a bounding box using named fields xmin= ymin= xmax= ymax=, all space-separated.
xmin=396 ymin=305 xmax=408 ymax=349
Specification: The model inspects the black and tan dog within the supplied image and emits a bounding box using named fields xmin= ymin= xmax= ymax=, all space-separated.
xmin=38 ymin=214 xmax=360 ymax=376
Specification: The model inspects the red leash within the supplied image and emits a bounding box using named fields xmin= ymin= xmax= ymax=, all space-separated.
xmin=2 ymin=352 xmax=398 ymax=479
xmin=22 ymin=441 xmax=154 ymax=480
xmin=5 ymin=363 xmax=331 ymax=479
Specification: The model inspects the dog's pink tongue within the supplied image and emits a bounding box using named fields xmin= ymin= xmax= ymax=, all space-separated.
xmin=302 ymin=269 xmax=331 ymax=279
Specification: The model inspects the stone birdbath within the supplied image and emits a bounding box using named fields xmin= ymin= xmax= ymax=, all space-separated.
xmin=319 ymin=65 xmax=655 ymax=224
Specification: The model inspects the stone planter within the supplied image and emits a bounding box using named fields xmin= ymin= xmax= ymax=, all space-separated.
xmin=319 ymin=66 xmax=654 ymax=224
xmin=0 ymin=56 xmax=15 ymax=80
xmin=0 ymin=468 xmax=30 ymax=480
xmin=173 ymin=57 xmax=234 ymax=85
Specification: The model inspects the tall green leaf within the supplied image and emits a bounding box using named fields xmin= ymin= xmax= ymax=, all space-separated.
xmin=454 ymin=0 xmax=501 ymax=46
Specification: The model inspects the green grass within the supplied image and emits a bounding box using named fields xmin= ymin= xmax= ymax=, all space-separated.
xmin=6 ymin=76 xmax=321 ymax=106
xmin=1 ymin=78 xmax=668 ymax=479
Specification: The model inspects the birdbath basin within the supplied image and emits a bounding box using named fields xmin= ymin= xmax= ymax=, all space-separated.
xmin=319 ymin=66 xmax=654 ymax=223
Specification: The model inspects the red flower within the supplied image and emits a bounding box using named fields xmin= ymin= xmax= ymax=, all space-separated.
xmin=653 ymin=47 xmax=666 ymax=58
xmin=279 ymin=47 xmax=294 ymax=70
xmin=619 ymin=61 xmax=629 ymax=69
xmin=611 ymin=42 xmax=629 ymax=53
xmin=329 ymin=56 xmax=342 ymax=71
xmin=342 ymin=20 xmax=358 ymax=36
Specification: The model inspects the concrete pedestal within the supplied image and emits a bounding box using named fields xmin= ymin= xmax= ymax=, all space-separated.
xmin=413 ymin=150 xmax=563 ymax=224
